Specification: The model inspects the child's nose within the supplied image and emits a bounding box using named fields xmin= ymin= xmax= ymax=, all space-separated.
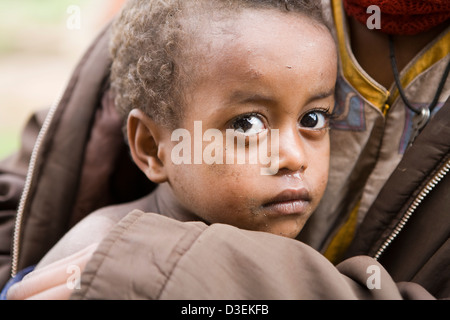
xmin=276 ymin=128 xmax=308 ymax=173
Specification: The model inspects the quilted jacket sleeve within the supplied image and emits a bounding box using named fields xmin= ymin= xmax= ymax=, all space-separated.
xmin=71 ymin=210 xmax=435 ymax=300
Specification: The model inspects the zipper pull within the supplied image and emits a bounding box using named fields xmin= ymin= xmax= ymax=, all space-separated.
xmin=409 ymin=107 xmax=430 ymax=147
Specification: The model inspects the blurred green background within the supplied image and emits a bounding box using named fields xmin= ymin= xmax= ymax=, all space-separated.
xmin=0 ymin=0 xmax=124 ymax=158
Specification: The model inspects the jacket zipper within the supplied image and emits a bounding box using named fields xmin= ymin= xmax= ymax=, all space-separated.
xmin=374 ymin=158 xmax=450 ymax=260
xmin=10 ymin=93 xmax=62 ymax=277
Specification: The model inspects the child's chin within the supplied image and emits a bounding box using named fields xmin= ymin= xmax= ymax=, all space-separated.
xmin=266 ymin=225 xmax=303 ymax=239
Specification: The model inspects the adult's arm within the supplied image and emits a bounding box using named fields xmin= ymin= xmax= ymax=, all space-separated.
xmin=5 ymin=209 xmax=435 ymax=300
xmin=70 ymin=210 xmax=435 ymax=300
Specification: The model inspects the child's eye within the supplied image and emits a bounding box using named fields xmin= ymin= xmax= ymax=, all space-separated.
xmin=299 ymin=110 xmax=329 ymax=130
xmin=230 ymin=114 xmax=266 ymax=136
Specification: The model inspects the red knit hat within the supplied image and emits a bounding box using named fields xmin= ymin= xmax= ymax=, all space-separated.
xmin=343 ymin=0 xmax=450 ymax=35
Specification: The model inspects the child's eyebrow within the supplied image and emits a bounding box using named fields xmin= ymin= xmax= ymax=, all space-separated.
xmin=228 ymin=91 xmax=275 ymax=106
xmin=227 ymin=88 xmax=335 ymax=107
xmin=304 ymin=88 xmax=335 ymax=105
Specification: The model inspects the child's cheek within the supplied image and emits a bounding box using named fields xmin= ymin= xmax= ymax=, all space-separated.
xmin=307 ymin=145 xmax=330 ymax=209
xmin=207 ymin=162 xmax=274 ymax=213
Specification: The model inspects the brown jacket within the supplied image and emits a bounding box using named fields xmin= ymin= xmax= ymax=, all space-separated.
xmin=0 ymin=21 xmax=447 ymax=299
xmin=345 ymin=98 xmax=450 ymax=298
xmin=0 ymin=25 xmax=153 ymax=287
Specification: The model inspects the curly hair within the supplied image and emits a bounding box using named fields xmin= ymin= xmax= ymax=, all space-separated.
xmin=110 ymin=0 xmax=326 ymax=130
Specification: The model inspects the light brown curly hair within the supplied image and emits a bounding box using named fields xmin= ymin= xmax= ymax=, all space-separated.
xmin=110 ymin=0 xmax=326 ymax=130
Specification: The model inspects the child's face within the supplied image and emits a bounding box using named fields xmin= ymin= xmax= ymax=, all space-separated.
xmin=158 ymin=11 xmax=336 ymax=238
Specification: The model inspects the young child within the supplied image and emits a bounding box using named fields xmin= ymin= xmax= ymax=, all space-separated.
xmin=6 ymin=0 xmax=337 ymax=299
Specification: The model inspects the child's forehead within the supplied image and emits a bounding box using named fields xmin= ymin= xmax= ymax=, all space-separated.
xmin=185 ymin=24 xmax=336 ymax=107
xmin=193 ymin=12 xmax=333 ymax=76
xmin=191 ymin=8 xmax=323 ymax=43
xmin=178 ymin=7 xmax=336 ymax=108
xmin=189 ymin=10 xmax=330 ymax=62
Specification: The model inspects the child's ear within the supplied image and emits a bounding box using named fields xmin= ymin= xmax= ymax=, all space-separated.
xmin=127 ymin=109 xmax=169 ymax=184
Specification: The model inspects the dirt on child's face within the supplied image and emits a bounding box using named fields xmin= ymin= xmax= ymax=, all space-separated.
xmin=164 ymin=10 xmax=337 ymax=238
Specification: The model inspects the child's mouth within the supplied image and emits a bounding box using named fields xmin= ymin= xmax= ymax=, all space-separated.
xmin=262 ymin=188 xmax=311 ymax=216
